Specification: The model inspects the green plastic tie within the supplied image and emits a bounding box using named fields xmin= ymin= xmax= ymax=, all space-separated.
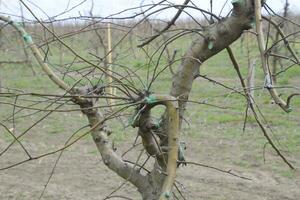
xmin=208 ymin=41 xmax=214 ymax=50
xmin=231 ymin=0 xmax=245 ymax=5
xmin=145 ymin=95 xmax=157 ymax=104
xmin=286 ymin=106 xmax=292 ymax=113
xmin=126 ymin=115 xmax=134 ymax=127
xmin=163 ymin=191 xmax=171 ymax=198
xmin=231 ymin=0 xmax=245 ymax=7
xmin=250 ymin=17 xmax=256 ymax=28
xmin=22 ymin=33 xmax=33 ymax=43
xmin=126 ymin=105 xmax=146 ymax=127
xmin=126 ymin=112 xmax=140 ymax=127
xmin=12 ymin=21 xmax=22 ymax=28
xmin=155 ymin=118 xmax=162 ymax=129
xmin=251 ymin=21 xmax=256 ymax=28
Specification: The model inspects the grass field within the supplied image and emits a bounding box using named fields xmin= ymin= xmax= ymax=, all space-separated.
xmin=0 ymin=22 xmax=299 ymax=199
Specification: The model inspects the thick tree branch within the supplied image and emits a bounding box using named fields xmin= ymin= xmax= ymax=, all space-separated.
xmin=80 ymin=101 xmax=147 ymax=191
xmin=170 ymin=0 xmax=255 ymax=123
xmin=132 ymin=94 xmax=180 ymax=199
xmin=147 ymin=95 xmax=179 ymax=200
xmin=0 ymin=15 xmax=70 ymax=91
xmin=0 ymin=14 xmax=149 ymax=193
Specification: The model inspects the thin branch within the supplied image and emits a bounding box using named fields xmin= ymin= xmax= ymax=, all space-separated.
xmin=226 ymin=46 xmax=294 ymax=169
xmin=254 ymin=0 xmax=291 ymax=112
xmin=138 ymin=0 xmax=191 ymax=47
xmin=180 ymin=161 xmax=252 ymax=180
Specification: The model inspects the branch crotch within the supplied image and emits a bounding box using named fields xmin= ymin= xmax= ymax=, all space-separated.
xmin=78 ymin=99 xmax=148 ymax=194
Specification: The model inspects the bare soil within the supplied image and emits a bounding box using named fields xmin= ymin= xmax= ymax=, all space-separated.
xmin=0 ymin=124 xmax=299 ymax=200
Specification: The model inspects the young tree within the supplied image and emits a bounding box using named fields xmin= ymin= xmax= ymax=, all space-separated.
xmin=0 ymin=0 xmax=299 ymax=199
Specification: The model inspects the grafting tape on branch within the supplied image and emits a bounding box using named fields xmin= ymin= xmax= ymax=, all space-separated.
xmin=162 ymin=191 xmax=171 ymax=198
xmin=0 ymin=15 xmax=70 ymax=92
xmin=286 ymin=106 xmax=292 ymax=113
xmin=208 ymin=41 xmax=214 ymax=50
xmin=231 ymin=0 xmax=245 ymax=6
xmin=7 ymin=21 xmax=32 ymax=44
xmin=155 ymin=118 xmax=162 ymax=129
xmin=145 ymin=95 xmax=157 ymax=104
xmin=22 ymin=33 xmax=33 ymax=43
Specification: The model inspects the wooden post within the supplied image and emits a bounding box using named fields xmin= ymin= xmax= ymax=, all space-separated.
xmin=0 ymin=72 xmax=2 ymax=93
xmin=106 ymin=22 xmax=116 ymax=104
xmin=59 ymin=43 xmax=64 ymax=68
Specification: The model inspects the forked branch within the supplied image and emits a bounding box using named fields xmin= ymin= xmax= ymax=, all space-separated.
xmin=0 ymin=14 xmax=147 ymax=192
xmin=1 ymin=15 xmax=181 ymax=198
xmin=254 ymin=0 xmax=292 ymax=112
xmin=144 ymin=95 xmax=179 ymax=199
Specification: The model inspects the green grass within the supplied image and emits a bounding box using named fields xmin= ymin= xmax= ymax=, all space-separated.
xmin=279 ymin=170 xmax=295 ymax=178
xmin=0 ymin=25 xmax=299 ymax=179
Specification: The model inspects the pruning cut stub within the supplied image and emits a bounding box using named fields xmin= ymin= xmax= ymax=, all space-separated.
xmin=264 ymin=73 xmax=273 ymax=89
xmin=145 ymin=95 xmax=157 ymax=104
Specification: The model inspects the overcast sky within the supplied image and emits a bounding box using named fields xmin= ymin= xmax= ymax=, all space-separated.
xmin=1 ymin=0 xmax=299 ymax=21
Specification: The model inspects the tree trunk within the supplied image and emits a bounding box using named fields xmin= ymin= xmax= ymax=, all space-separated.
xmin=138 ymin=1 xmax=257 ymax=198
